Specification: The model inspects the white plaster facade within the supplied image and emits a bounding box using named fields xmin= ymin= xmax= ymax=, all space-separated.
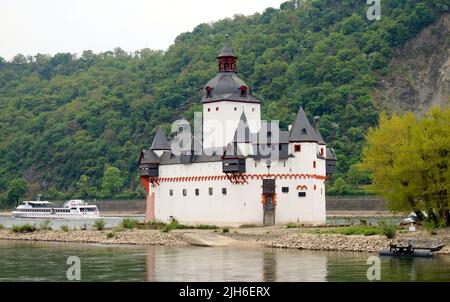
xmin=140 ymin=41 xmax=334 ymax=226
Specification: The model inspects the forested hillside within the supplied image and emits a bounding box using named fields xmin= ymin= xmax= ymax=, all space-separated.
xmin=0 ymin=0 xmax=448 ymax=204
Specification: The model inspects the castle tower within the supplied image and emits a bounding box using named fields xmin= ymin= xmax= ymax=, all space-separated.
xmin=202 ymin=36 xmax=261 ymax=149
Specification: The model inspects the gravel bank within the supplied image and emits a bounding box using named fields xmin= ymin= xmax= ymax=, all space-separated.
xmin=0 ymin=229 xmax=185 ymax=246
xmin=0 ymin=226 xmax=448 ymax=255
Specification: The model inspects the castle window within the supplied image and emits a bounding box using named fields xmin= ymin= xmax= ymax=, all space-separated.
xmin=216 ymin=107 xmax=219 ymax=111
xmin=222 ymin=188 xmax=227 ymax=195
xmin=225 ymin=63 xmax=229 ymax=71
xmin=209 ymin=187 xmax=213 ymax=196
xmin=206 ymin=87 xmax=213 ymax=98
xmin=240 ymin=86 xmax=247 ymax=97
xmin=183 ymin=189 xmax=187 ymax=197
xmin=313 ymin=161 xmax=316 ymax=168
xmin=169 ymin=189 xmax=173 ymax=196
xmin=298 ymin=192 xmax=307 ymax=198
xmin=320 ymin=148 xmax=324 ymax=156
xmin=234 ymin=107 xmax=237 ymax=111
xmin=195 ymin=189 xmax=199 ymax=196
xmin=282 ymin=187 xmax=289 ymax=193
xmin=208 ymin=108 xmax=211 ymax=112
xmin=294 ymin=145 xmax=301 ymax=152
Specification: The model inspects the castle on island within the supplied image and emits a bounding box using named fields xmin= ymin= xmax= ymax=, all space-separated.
xmin=139 ymin=39 xmax=336 ymax=226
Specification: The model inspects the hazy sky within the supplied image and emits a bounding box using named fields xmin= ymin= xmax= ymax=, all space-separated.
xmin=0 ymin=0 xmax=285 ymax=60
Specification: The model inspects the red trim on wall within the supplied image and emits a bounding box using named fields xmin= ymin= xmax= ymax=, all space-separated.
xmin=145 ymin=173 xmax=327 ymax=184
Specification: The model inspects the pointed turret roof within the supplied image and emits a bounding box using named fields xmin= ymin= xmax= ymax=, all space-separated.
xmin=217 ymin=34 xmax=237 ymax=58
xmin=289 ymin=106 xmax=318 ymax=143
xmin=150 ymin=128 xmax=171 ymax=151
xmin=233 ymin=112 xmax=252 ymax=143
xmin=312 ymin=117 xmax=326 ymax=145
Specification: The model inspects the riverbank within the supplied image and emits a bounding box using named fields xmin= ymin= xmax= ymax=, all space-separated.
xmin=1 ymin=225 xmax=448 ymax=255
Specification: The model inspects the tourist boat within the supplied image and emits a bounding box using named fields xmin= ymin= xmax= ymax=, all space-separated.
xmin=12 ymin=197 xmax=100 ymax=219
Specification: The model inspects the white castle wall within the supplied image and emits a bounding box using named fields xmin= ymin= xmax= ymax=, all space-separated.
xmin=202 ymin=101 xmax=261 ymax=149
xmin=152 ymin=142 xmax=327 ymax=226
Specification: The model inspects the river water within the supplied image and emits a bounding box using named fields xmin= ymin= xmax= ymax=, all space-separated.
xmin=0 ymin=240 xmax=449 ymax=282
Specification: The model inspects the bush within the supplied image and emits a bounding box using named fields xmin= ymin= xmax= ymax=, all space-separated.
xmin=94 ymin=219 xmax=105 ymax=231
xmin=60 ymin=225 xmax=69 ymax=232
xmin=0 ymin=224 xmax=4 ymax=230
xmin=379 ymin=221 xmax=397 ymax=239
xmin=286 ymin=223 xmax=298 ymax=229
xmin=39 ymin=220 xmax=52 ymax=230
xmin=106 ymin=232 xmax=116 ymax=239
xmin=121 ymin=218 xmax=139 ymax=229
xmin=222 ymin=227 xmax=230 ymax=233
xmin=12 ymin=224 xmax=36 ymax=233
xmin=162 ymin=221 xmax=178 ymax=233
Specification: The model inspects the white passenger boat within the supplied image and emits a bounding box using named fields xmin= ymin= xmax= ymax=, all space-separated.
xmin=12 ymin=197 xmax=100 ymax=219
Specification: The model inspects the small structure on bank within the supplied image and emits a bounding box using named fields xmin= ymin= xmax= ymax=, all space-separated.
xmin=139 ymin=38 xmax=337 ymax=226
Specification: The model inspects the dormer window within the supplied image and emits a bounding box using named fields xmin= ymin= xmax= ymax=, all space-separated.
xmin=302 ymin=128 xmax=307 ymax=135
xmin=240 ymin=86 xmax=247 ymax=97
xmin=206 ymin=87 xmax=213 ymax=98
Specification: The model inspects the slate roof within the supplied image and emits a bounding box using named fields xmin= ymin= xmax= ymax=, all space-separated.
xmin=202 ymin=72 xmax=261 ymax=104
xmin=140 ymin=150 xmax=160 ymax=164
xmin=312 ymin=117 xmax=326 ymax=145
xmin=326 ymin=148 xmax=337 ymax=160
xmin=289 ymin=106 xmax=318 ymax=143
xmin=150 ymin=128 xmax=171 ymax=151
xmin=218 ymin=43 xmax=236 ymax=58
xmin=233 ymin=112 xmax=253 ymax=143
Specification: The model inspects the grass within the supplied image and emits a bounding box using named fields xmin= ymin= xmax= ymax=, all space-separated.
xmin=121 ymin=218 xmax=139 ymax=230
xmin=39 ymin=220 xmax=52 ymax=230
xmin=286 ymin=223 xmax=299 ymax=229
xmin=94 ymin=219 xmax=105 ymax=231
xmin=195 ymin=224 xmax=219 ymax=230
xmin=12 ymin=224 xmax=37 ymax=233
xmin=312 ymin=222 xmax=401 ymax=238
xmin=239 ymin=224 xmax=258 ymax=229
xmin=60 ymin=225 xmax=69 ymax=232
xmin=314 ymin=225 xmax=381 ymax=236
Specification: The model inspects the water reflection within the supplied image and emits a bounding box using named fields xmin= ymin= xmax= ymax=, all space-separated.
xmin=145 ymin=246 xmax=328 ymax=282
xmin=0 ymin=240 xmax=449 ymax=282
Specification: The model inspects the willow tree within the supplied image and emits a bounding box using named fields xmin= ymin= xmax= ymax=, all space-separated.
xmin=361 ymin=107 xmax=450 ymax=226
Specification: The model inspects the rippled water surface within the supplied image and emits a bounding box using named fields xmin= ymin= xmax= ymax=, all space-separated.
xmin=0 ymin=240 xmax=448 ymax=282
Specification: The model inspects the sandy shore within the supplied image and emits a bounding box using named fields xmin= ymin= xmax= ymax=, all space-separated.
xmin=1 ymin=225 xmax=448 ymax=255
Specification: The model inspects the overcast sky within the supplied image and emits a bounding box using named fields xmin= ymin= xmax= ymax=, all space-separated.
xmin=0 ymin=0 xmax=285 ymax=60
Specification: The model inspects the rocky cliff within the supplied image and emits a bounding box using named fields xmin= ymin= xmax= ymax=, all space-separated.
xmin=374 ymin=14 xmax=450 ymax=115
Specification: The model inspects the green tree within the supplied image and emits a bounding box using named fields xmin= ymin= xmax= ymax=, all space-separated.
xmin=7 ymin=178 xmax=28 ymax=206
xmin=76 ymin=175 xmax=91 ymax=198
xmin=101 ymin=167 xmax=123 ymax=196
xmin=361 ymin=107 xmax=450 ymax=225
